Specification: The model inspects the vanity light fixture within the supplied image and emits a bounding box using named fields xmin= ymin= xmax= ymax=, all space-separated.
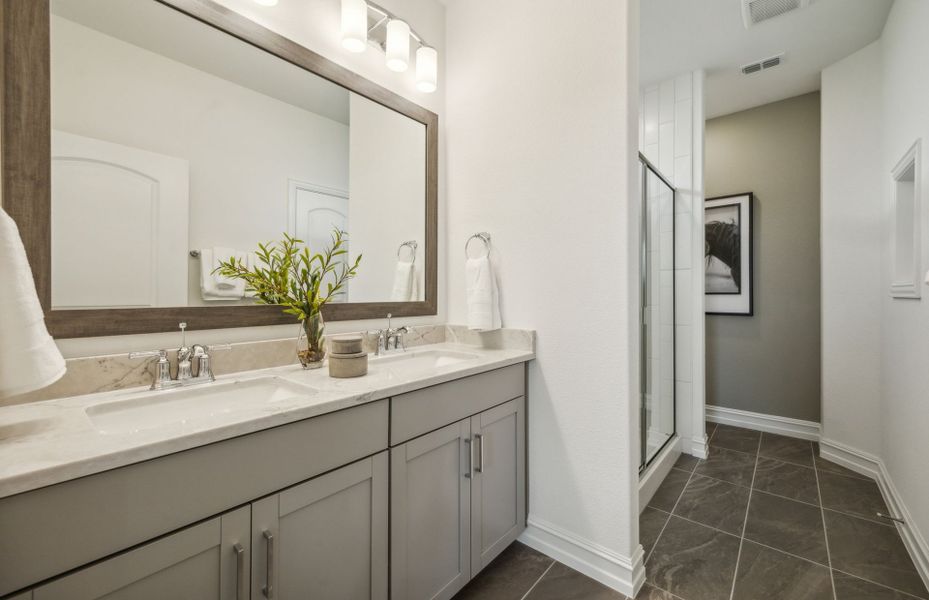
xmin=339 ymin=0 xmax=438 ymax=92
xmin=416 ymin=46 xmax=437 ymax=93
xmin=341 ymin=0 xmax=368 ymax=53
xmin=385 ymin=19 xmax=411 ymax=72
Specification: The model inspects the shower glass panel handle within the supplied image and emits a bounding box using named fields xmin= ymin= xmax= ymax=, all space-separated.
xmin=640 ymin=155 xmax=676 ymax=471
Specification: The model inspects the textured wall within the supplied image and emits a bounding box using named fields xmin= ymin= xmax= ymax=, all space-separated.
xmin=705 ymin=92 xmax=822 ymax=422
xmin=820 ymin=42 xmax=883 ymax=456
xmin=446 ymin=0 xmax=643 ymax=592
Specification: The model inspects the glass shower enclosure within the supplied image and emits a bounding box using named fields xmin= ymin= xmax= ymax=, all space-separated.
xmin=640 ymin=154 xmax=676 ymax=471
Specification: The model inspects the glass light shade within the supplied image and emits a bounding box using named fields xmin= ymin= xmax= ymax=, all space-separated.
xmin=253 ymin=0 xmax=278 ymax=5
xmin=341 ymin=0 xmax=368 ymax=53
xmin=385 ymin=19 xmax=411 ymax=72
xmin=415 ymin=46 xmax=438 ymax=93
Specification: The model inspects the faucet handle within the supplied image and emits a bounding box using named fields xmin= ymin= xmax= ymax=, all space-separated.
xmin=129 ymin=350 xmax=172 ymax=388
xmin=192 ymin=344 xmax=231 ymax=381
xmin=129 ymin=349 xmax=168 ymax=361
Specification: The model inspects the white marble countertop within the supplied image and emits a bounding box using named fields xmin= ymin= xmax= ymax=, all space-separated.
xmin=0 ymin=339 xmax=534 ymax=499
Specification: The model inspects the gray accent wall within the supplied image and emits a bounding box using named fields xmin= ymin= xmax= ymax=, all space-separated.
xmin=705 ymin=92 xmax=822 ymax=422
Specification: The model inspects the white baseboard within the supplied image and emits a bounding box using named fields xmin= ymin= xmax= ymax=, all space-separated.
xmin=639 ymin=436 xmax=681 ymax=513
xmin=705 ymin=405 xmax=821 ymax=441
xmin=820 ymin=438 xmax=929 ymax=591
xmin=519 ymin=517 xmax=645 ymax=597
xmin=682 ymin=434 xmax=709 ymax=459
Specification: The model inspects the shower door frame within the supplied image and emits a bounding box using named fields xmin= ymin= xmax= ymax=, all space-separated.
xmin=639 ymin=152 xmax=677 ymax=472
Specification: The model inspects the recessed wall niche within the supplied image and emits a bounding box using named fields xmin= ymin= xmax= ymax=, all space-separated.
xmin=890 ymin=139 xmax=922 ymax=299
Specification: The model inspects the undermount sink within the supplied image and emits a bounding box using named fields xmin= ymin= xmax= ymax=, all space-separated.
xmin=85 ymin=377 xmax=318 ymax=435
xmin=374 ymin=349 xmax=479 ymax=374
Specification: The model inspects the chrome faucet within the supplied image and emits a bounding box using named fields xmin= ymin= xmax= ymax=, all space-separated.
xmin=368 ymin=313 xmax=409 ymax=356
xmin=129 ymin=323 xmax=230 ymax=390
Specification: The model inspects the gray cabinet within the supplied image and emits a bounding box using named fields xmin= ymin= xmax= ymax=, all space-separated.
xmin=251 ymin=452 xmax=389 ymax=600
xmin=33 ymin=506 xmax=250 ymax=600
xmin=391 ymin=396 xmax=526 ymax=600
xmin=391 ymin=420 xmax=473 ymax=600
xmin=470 ymin=397 xmax=526 ymax=576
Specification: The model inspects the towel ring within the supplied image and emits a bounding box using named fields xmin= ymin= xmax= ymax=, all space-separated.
xmin=465 ymin=232 xmax=492 ymax=258
xmin=397 ymin=240 xmax=418 ymax=264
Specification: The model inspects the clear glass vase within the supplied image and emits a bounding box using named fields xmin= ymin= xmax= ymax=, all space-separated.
xmin=297 ymin=311 xmax=326 ymax=369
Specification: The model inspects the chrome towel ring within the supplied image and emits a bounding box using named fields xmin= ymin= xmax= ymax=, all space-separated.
xmin=397 ymin=240 xmax=418 ymax=264
xmin=465 ymin=232 xmax=492 ymax=258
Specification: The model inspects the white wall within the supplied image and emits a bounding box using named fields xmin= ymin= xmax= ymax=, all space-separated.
xmin=878 ymin=0 xmax=929 ymax=552
xmin=446 ymin=0 xmax=643 ymax=594
xmin=821 ymin=0 xmax=929 ymax=578
xmin=348 ymin=94 xmax=426 ymax=301
xmin=52 ymin=0 xmax=446 ymax=357
xmin=820 ymin=42 xmax=883 ymax=456
xmin=640 ymin=72 xmax=707 ymax=459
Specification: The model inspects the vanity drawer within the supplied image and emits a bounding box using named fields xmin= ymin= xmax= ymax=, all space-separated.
xmin=390 ymin=364 xmax=525 ymax=445
xmin=0 ymin=399 xmax=388 ymax=597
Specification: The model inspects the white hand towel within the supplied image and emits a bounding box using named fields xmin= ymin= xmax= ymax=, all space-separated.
xmin=391 ymin=260 xmax=415 ymax=301
xmin=211 ymin=246 xmax=242 ymax=289
xmin=0 ymin=207 xmax=66 ymax=397
xmin=200 ymin=248 xmax=246 ymax=300
xmin=466 ymin=256 xmax=501 ymax=331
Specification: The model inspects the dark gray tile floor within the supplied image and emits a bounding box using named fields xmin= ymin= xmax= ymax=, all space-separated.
xmin=452 ymin=423 xmax=929 ymax=600
xmin=641 ymin=422 xmax=929 ymax=600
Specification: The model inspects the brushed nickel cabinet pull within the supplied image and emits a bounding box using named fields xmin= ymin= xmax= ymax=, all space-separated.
xmin=475 ymin=433 xmax=485 ymax=473
xmin=464 ymin=438 xmax=473 ymax=479
xmin=233 ymin=543 xmax=246 ymax=600
xmin=262 ymin=530 xmax=274 ymax=598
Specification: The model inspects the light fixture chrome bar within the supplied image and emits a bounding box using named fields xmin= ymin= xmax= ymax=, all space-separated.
xmin=364 ymin=0 xmax=431 ymax=47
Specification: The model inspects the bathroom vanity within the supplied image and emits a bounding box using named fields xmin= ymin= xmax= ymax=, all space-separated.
xmin=0 ymin=340 xmax=533 ymax=599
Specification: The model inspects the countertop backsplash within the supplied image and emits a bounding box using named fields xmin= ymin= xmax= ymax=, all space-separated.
xmin=1 ymin=325 xmax=533 ymax=407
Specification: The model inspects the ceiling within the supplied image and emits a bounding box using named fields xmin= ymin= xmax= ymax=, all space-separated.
xmin=640 ymin=0 xmax=894 ymax=119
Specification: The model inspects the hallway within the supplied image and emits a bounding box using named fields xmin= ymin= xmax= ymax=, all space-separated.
xmin=640 ymin=423 xmax=928 ymax=599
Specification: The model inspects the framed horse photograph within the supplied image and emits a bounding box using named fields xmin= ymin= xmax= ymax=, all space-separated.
xmin=705 ymin=193 xmax=753 ymax=315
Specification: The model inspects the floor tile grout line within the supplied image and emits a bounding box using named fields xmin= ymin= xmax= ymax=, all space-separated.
xmin=644 ymin=457 xmax=702 ymax=567
xmin=831 ymin=567 xmax=929 ymax=600
xmin=663 ymin=511 xmax=835 ymax=569
xmin=518 ymin=560 xmax=555 ymax=600
xmin=728 ymin=432 xmax=762 ymax=600
xmin=812 ymin=439 xmax=839 ymax=600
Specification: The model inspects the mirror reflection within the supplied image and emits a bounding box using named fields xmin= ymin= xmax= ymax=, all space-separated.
xmin=49 ymin=0 xmax=426 ymax=310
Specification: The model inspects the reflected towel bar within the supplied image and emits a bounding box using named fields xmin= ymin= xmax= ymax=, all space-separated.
xmin=397 ymin=240 xmax=418 ymax=264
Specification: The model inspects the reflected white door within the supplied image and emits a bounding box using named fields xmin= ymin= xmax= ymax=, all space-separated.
xmin=289 ymin=181 xmax=350 ymax=303
xmin=51 ymin=130 xmax=189 ymax=309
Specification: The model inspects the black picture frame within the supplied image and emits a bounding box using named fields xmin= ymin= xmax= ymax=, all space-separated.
xmin=705 ymin=192 xmax=754 ymax=316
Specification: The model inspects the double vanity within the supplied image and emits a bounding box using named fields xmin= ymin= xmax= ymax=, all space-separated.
xmin=0 ymin=333 xmax=534 ymax=600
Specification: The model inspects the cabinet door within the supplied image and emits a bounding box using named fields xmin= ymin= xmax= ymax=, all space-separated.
xmin=251 ymin=452 xmax=388 ymax=600
xmin=471 ymin=397 xmax=526 ymax=576
xmin=33 ymin=507 xmax=250 ymax=600
xmin=391 ymin=420 xmax=472 ymax=600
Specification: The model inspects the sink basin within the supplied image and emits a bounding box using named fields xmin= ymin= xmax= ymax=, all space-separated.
xmin=85 ymin=377 xmax=318 ymax=434
xmin=374 ymin=349 xmax=479 ymax=375
xmin=0 ymin=417 xmax=63 ymax=442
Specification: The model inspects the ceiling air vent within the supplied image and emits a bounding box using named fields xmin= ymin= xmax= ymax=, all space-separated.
xmin=742 ymin=0 xmax=811 ymax=28
xmin=741 ymin=53 xmax=784 ymax=75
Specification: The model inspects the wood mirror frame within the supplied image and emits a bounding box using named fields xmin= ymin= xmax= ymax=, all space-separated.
xmin=0 ymin=0 xmax=438 ymax=338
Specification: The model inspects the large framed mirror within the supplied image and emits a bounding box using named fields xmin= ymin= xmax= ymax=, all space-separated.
xmin=0 ymin=0 xmax=437 ymax=338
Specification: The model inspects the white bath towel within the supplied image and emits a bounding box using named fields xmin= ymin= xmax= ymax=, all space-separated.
xmin=0 ymin=207 xmax=66 ymax=397
xmin=466 ymin=256 xmax=501 ymax=331
xmin=211 ymin=246 xmax=241 ymax=289
xmin=390 ymin=260 xmax=415 ymax=301
xmin=200 ymin=248 xmax=246 ymax=300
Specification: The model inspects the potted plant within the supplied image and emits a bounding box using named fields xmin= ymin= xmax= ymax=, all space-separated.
xmin=215 ymin=230 xmax=361 ymax=369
